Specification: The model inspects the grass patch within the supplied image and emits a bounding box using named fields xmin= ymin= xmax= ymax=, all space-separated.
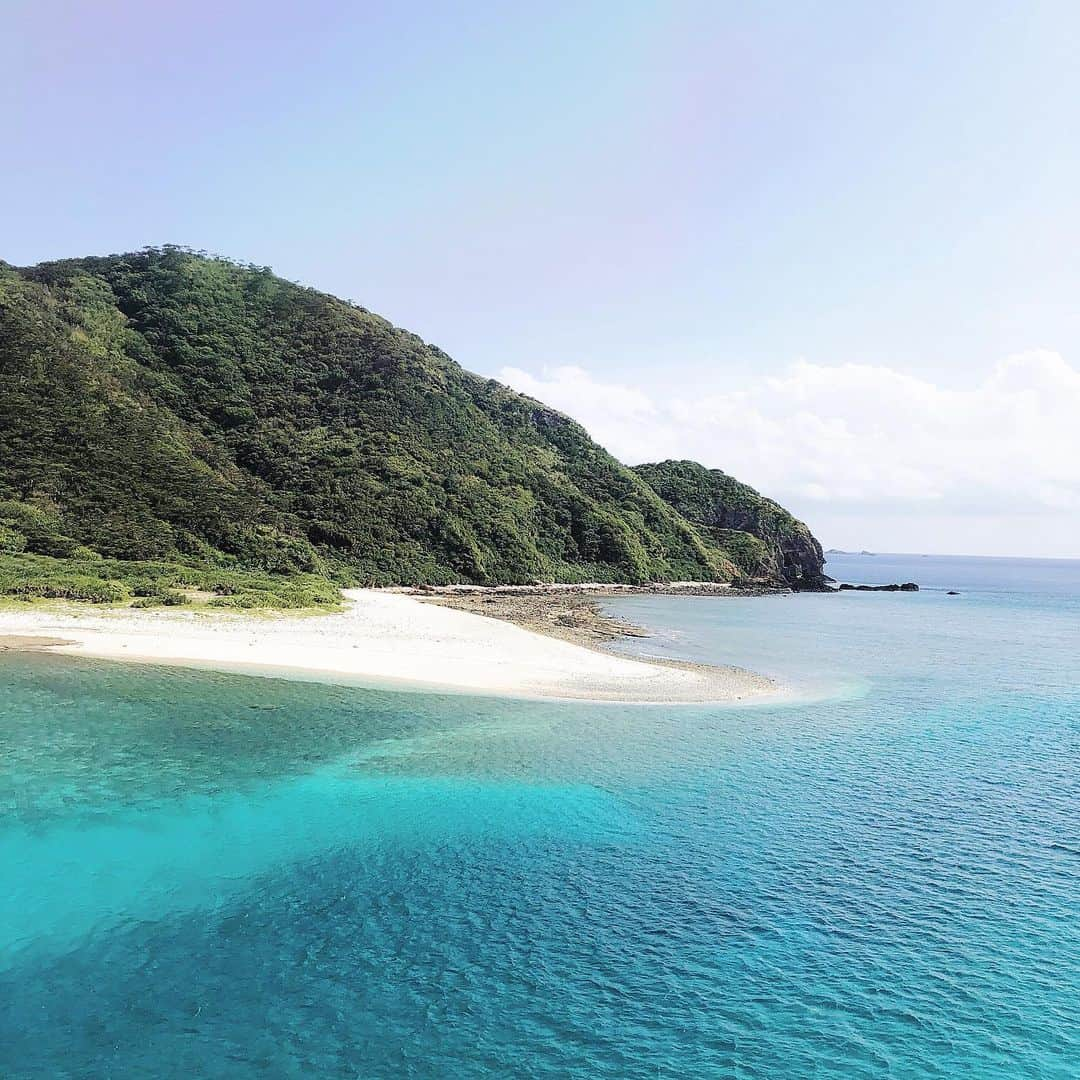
xmin=0 ymin=553 xmax=343 ymax=611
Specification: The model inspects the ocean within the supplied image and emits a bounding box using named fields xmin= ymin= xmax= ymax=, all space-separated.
xmin=1 ymin=553 xmax=1077 ymax=1078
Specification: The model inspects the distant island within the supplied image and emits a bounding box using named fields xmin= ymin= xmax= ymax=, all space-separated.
xmin=0 ymin=247 xmax=828 ymax=609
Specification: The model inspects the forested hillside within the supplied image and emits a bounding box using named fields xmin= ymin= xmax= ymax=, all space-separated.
xmin=0 ymin=248 xmax=824 ymax=596
xmin=633 ymin=460 xmax=828 ymax=590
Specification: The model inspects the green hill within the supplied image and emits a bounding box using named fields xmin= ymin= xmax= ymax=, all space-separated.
xmin=633 ymin=460 xmax=828 ymax=590
xmin=0 ymin=247 xmax=824 ymax=601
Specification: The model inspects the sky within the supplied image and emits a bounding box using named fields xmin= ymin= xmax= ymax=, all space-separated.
xmin=4 ymin=0 xmax=1079 ymax=556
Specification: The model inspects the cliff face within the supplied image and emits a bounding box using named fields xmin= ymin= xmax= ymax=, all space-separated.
xmin=633 ymin=461 xmax=829 ymax=590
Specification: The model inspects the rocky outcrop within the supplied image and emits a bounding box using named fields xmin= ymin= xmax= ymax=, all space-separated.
xmin=633 ymin=460 xmax=830 ymax=591
xmin=838 ymin=582 xmax=919 ymax=592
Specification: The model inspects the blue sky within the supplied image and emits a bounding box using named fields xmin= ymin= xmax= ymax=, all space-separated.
xmin=5 ymin=1 xmax=1079 ymax=555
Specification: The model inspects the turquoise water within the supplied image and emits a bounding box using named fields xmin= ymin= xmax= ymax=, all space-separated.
xmin=1 ymin=555 xmax=1078 ymax=1077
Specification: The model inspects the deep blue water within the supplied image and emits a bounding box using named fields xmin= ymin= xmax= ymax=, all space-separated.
xmin=2 ymin=554 xmax=1078 ymax=1078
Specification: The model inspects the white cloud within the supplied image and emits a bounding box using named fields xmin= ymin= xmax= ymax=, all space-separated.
xmin=499 ymin=352 xmax=1080 ymax=556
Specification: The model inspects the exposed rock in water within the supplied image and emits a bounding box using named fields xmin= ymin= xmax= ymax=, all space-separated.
xmin=838 ymin=582 xmax=920 ymax=592
xmin=417 ymin=590 xmax=650 ymax=646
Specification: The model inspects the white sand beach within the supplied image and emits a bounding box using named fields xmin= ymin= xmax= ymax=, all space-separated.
xmin=0 ymin=588 xmax=774 ymax=704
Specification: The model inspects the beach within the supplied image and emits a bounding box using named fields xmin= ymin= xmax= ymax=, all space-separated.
xmin=0 ymin=588 xmax=774 ymax=704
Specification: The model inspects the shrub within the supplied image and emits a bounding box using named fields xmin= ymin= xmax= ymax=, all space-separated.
xmin=0 ymin=552 xmax=341 ymax=610
xmin=206 ymin=592 xmax=269 ymax=609
xmin=4 ymin=575 xmax=130 ymax=603
xmin=0 ymin=524 xmax=26 ymax=554
xmin=0 ymin=501 xmax=79 ymax=557
xmin=274 ymin=582 xmax=341 ymax=608
xmin=131 ymin=589 xmax=186 ymax=608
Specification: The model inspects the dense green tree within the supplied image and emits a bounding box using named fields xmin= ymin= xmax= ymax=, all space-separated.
xmin=632 ymin=460 xmax=828 ymax=589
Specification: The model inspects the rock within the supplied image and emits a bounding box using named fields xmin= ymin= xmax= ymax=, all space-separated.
xmin=838 ymin=582 xmax=920 ymax=592
xmin=946 ymin=590 xmax=960 ymax=595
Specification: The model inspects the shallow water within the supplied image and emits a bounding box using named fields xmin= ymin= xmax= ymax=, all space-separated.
xmin=1 ymin=554 xmax=1077 ymax=1077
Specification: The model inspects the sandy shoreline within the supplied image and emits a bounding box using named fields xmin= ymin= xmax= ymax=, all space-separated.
xmin=0 ymin=588 xmax=775 ymax=704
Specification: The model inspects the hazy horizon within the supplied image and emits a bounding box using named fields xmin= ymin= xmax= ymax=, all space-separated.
xmin=824 ymin=549 xmax=1080 ymax=562
xmin=6 ymin=1 xmax=1078 ymax=558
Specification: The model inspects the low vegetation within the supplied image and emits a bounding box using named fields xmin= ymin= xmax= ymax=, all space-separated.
xmin=0 ymin=552 xmax=342 ymax=611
